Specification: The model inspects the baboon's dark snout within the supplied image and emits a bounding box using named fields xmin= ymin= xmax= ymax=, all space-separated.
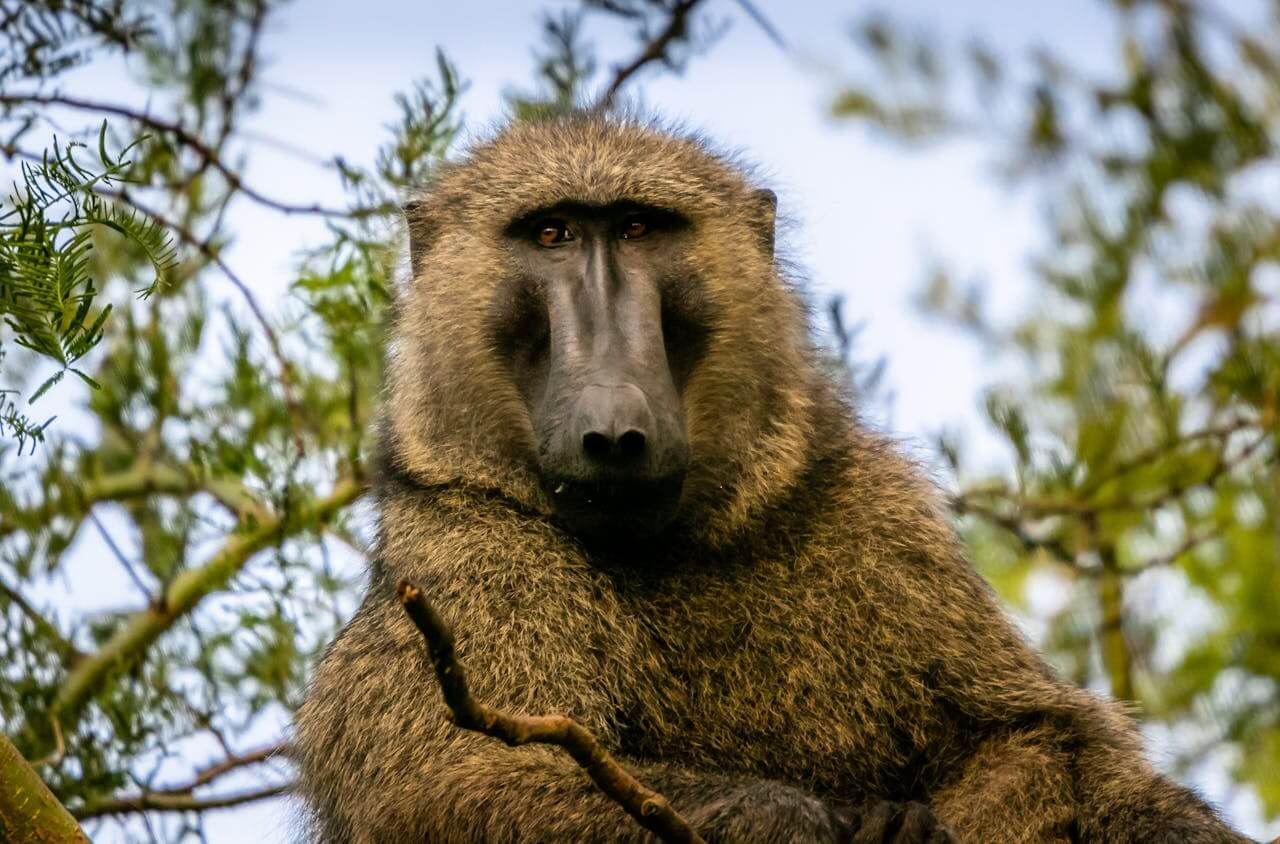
xmin=540 ymin=377 xmax=688 ymax=541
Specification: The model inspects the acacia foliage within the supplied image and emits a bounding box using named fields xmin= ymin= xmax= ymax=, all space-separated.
xmin=835 ymin=0 xmax=1280 ymax=822
xmin=0 ymin=0 xmax=455 ymax=838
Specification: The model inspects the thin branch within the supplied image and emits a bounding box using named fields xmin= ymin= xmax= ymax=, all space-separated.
xmin=87 ymin=510 xmax=155 ymax=604
xmin=153 ymin=742 xmax=288 ymax=794
xmin=731 ymin=0 xmax=787 ymax=50
xmin=0 ymin=92 xmax=353 ymax=217
xmin=29 ymin=715 xmax=66 ymax=768
xmin=596 ymin=0 xmax=706 ymax=110
xmin=1076 ymin=417 xmax=1255 ymax=498
xmin=103 ymin=186 xmax=307 ymax=455
xmin=0 ymin=577 xmax=84 ymax=665
xmin=86 ymin=462 xmax=269 ymax=522
xmin=958 ymin=427 xmax=1274 ymax=520
xmin=71 ymin=740 xmax=290 ymax=821
xmin=951 ymin=493 xmax=1075 ymax=564
xmin=396 ymin=580 xmax=705 ymax=844
xmin=955 ymin=472 xmax=1247 ymax=581
xmin=1112 ymin=528 xmax=1218 ymax=578
xmin=31 ymin=477 xmax=363 ymax=750
xmin=1096 ymin=531 xmax=1134 ymax=702
xmin=73 ymin=784 xmax=290 ymax=821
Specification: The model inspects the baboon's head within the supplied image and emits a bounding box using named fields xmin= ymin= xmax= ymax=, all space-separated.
xmin=388 ymin=113 xmax=816 ymax=546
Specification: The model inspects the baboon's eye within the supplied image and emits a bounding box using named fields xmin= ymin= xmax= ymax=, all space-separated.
xmin=619 ymin=217 xmax=650 ymax=240
xmin=535 ymin=220 xmax=573 ymax=247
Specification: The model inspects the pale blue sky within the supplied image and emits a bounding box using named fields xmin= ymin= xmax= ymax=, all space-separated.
xmin=26 ymin=0 xmax=1277 ymax=840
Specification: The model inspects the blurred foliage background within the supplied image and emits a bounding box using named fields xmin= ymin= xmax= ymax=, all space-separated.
xmin=0 ymin=0 xmax=1276 ymax=841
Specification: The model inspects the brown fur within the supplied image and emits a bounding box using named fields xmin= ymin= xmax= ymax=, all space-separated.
xmin=293 ymin=113 xmax=1248 ymax=843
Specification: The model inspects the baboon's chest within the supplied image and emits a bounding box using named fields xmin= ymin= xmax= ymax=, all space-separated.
xmin=615 ymin=557 xmax=908 ymax=791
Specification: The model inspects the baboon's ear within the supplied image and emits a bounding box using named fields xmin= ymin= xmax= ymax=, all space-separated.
xmin=752 ymin=188 xmax=778 ymax=257
xmin=404 ymin=197 xmax=431 ymax=274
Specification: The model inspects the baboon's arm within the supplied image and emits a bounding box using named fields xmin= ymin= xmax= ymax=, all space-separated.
xmin=928 ymin=714 xmax=1249 ymax=844
xmin=839 ymin=532 xmax=1248 ymax=844
xmin=896 ymin=555 xmax=1250 ymax=844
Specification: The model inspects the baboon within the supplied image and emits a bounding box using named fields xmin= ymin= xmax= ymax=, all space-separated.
xmin=294 ymin=113 xmax=1249 ymax=843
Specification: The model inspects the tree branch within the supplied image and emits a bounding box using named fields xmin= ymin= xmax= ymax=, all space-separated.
xmin=958 ymin=427 xmax=1273 ymax=520
xmin=596 ymin=0 xmax=705 ymax=110
xmin=951 ymin=493 xmax=1075 ymax=563
xmin=103 ymin=186 xmax=308 ymax=455
xmin=154 ymin=741 xmax=287 ymax=794
xmin=73 ymin=784 xmax=289 ymax=821
xmin=1116 ymin=528 xmax=1217 ymax=578
xmin=71 ymin=740 xmax=290 ymax=822
xmin=396 ymin=580 xmax=706 ymax=844
xmin=0 ymin=461 xmax=272 ymax=540
xmin=1096 ymin=534 xmax=1134 ymax=703
xmin=0 ymin=578 xmax=84 ymax=666
xmin=36 ymin=477 xmax=363 ymax=746
xmin=0 ymin=92 xmax=354 ymax=218
xmin=1076 ymin=417 xmax=1253 ymax=498
xmin=0 ymin=733 xmax=89 ymax=843
xmin=87 ymin=509 xmax=155 ymax=603
xmin=731 ymin=0 xmax=786 ymax=50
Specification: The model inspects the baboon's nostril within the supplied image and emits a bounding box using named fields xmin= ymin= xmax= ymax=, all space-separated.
xmin=617 ymin=429 xmax=647 ymax=460
xmin=582 ymin=431 xmax=612 ymax=460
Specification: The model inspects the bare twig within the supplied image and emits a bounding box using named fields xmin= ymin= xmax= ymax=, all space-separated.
xmin=396 ymin=580 xmax=706 ymax=844
xmin=0 ymin=578 xmax=84 ymax=666
xmin=0 ymin=92 xmax=352 ymax=217
xmin=73 ymin=784 xmax=290 ymax=821
xmin=1112 ymin=528 xmax=1218 ymax=578
xmin=71 ymin=741 xmax=289 ymax=820
xmin=88 ymin=510 xmax=156 ymax=605
xmin=596 ymin=0 xmax=705 ymax=110
xmin=101 ymin=186 xmax=308 ymax=455
xmin=154 ymin=742 xmax=288 ymax=795
xmin=731 ymin=0 xmax=786 ymax=50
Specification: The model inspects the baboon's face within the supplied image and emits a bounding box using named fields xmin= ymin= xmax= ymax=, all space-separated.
xmin=396 ymin=119 xmax=804 ymax=548
xmin=495 ymin=201 xmax=702 ymax=541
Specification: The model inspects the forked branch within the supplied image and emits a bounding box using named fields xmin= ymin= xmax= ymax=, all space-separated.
xmin=396 ymin=580 xmax=706 ymax=844
xmin=596 ymin=0 xmax=705 ymax=110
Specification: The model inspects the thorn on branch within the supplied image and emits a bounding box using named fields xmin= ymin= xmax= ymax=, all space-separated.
xmin=396 ymin=579 xmax=706 ymax=844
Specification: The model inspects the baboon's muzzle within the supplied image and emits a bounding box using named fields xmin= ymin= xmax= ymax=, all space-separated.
xmin=541 ymin=378 xmax=688 ymax=540
xmin=534 ymin=233 xmax=689 ymax=541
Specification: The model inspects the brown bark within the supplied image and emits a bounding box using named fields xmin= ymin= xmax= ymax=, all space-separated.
xmin=0 ymin=733 xmax=89 ymax=843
